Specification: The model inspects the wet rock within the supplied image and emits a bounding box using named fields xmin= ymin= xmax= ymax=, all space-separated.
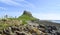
xmin=39 ymin=28 xmax=46 ymax=33
xmin=56 ymin=32 xmax=60 ymax=35
xmin=38 ymin=24 xmax=45 ymax=28
xmin=15 ymin=31 xmax=25 ymax=35
xmin=0 ymin=31 xmax=2 ymax=34
xmin=32 ymin=33 xmax=37 ymax=35
xmin=46 ymin=25 xmax=57 ymax=34
xmin=51 ymin=26 xmax=57 ymax=30
xmin=3 ymin=29 xmax=11 ymax=35
xmin=11 ymin=26 xmax=20 ymax=32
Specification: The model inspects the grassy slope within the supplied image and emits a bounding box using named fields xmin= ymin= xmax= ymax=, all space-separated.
xmin=0 ymin=13 xmax=38 ymax=30
xmin=18 ymin=14 xmax=37 ymax=21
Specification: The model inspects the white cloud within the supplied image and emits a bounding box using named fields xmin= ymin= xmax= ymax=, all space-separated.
xmin=0 ymin=0 xmax=35 ymax=8
xmin=0 ymin=7 xmax=7 ymax=11
xmin=0 ymin=7 xmax=8 ymax=17
xmin=23 ymin=1 xmax=36 ymax=8
xmin=33 ymin=13 xmax=60 ymax=20
xmin=13 ymin=0 xmax=25 ymax=2
xmin=0 ymin=0 xmax=22 ymax=7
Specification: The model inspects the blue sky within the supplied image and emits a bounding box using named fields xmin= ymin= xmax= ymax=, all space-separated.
xmin=0 ymin=0 xmax=60 ymax=20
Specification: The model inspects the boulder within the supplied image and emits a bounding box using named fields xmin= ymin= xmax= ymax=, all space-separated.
xmin=15 ymin=31 xmax=26 ymax=35
xmin=3 ymin=29 xmax=11 ymax=35
xmin=56 ymin=32 xmax=60 ymax=35
xmin=23 ymin=10 xmax=32 ymax=17
xmin=0 ymin=30 xmax=2 ymax=34
xmin=11 ymin=26 xmax=20 ymax=32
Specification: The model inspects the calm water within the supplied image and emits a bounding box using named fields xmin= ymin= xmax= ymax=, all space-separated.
xmin=52 ymin=20 xmax=60 ymax=23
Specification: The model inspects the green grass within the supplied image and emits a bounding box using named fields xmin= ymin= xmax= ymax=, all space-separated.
xmin=18 ymin=14 xmax=37 ymax=21
xmin=0 ymin=23 xmax=9 ymax=30
xmin=22 ymin=20 xmax=27 ymax=25
xmin=0 ymin=18 xmax=18 ymax=30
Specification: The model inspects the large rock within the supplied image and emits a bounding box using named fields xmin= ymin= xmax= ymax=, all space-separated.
xmin=23 ymin=10 xmax=32 ymax=17
xmin=15 ymin=31 xmax=26 ymax=35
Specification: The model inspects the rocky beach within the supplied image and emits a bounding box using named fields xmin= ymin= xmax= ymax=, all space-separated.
xmin=0 ymin=11 xmax=60 ymax=35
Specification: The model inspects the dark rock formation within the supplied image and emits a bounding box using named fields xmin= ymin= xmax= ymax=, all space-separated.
xmin=56 ymin=32 xmax=60 ymax=35
xmin=3 ymin=29 xmax=11 ymax=35
xmin=15 ymin=31 xmax=25 ymax=35
xmin=23 ymin=10 xmax=32 ymax=17
xmin=11 ymin=26 xmax=20 ymax=31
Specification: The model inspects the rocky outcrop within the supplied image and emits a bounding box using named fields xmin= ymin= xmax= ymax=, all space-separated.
xmin=23 ymin=10 xmax=32 ymax=17
xmin=0 ymin=22 xmax=47 ymax=35
xmin=0 ymin=20 xmax=60 ymax=35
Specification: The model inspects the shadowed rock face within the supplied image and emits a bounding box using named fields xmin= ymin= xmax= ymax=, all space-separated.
xmin=23 ymin=10 xmax=32 ymax=17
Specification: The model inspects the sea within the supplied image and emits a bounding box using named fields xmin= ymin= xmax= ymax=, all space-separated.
xmin=52 ymin=20 xmax=60 ymax=23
